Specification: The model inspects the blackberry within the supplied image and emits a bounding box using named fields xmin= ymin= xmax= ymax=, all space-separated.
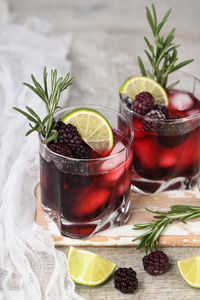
xmin=114 ymin=267 xmax=138 ymax=294
xmin=154 ymin=104 xmax=169 ymax=118
xmin=48 ymin=142 xmax=74 ymax=157
xmin=142 ymin=109 xmax=166 ymax=132
xmin=143 ymin=250 xmax=169 ymax=276
xmin=124 ymin=97 xmax=133 ymax=109
xmin=56 ymin=122 xmax=83 ymax=150
xmin=132 ymin=92 xmax=155 ymax=115
xmin=73 ymin=143 xmax=89 ymax=159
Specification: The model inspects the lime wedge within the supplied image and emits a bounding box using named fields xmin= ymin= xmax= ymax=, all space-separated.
xmin=67 ymin=246 xmax=116 ymax=286
xmin=120 ymin=76 xmax=169 ymax=106
xmin=177 ymin=256 xmax=200 ymax=288
xmin=62 ymin=108 xmax=114 ymax=156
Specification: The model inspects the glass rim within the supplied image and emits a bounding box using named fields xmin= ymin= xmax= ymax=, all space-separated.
xmin=119 ymin=70 xmax=200 ymax=123
xmin=39 ymin=104 xmax=134 ymax=162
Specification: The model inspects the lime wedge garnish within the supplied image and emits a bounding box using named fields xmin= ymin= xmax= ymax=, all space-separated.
xmin=61 ymin=108 xmax=114 ymax=156
xmin=120 ymin=76 xmax=169 ymax=106
xmin=67 ymin=246 xmax=116 ymax=286
xmin=177 ymin=256 xmax=200 ymax=288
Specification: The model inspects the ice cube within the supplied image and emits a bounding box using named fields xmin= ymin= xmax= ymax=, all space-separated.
xmin=101 ymin=142 xmax=125 ymax=171
xmin=73 ymin=184 xmax=110 ymax=216
xmin=170 ymin=92 xmax=194 ymax=111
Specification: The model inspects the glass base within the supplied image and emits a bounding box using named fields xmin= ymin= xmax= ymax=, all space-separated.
xmin=131 ymin=174 xmax=199 ymax=195
xmin=41 ymin=193 xmax=131 ymax=239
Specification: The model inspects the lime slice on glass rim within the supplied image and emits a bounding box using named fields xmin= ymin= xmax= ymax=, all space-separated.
xmin=67 ymin=246 xmax=116 ymax=286
xmin=177 ymin=255 xmax=200 ymax=288
xmin=120 ymin=76 xmax=169 ymax=106
xmin=61 ymin=108 xmax=114 ymax=156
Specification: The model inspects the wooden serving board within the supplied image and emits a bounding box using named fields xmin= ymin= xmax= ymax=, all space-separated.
xmin=35 ymin=184 xmax=200 ymax=247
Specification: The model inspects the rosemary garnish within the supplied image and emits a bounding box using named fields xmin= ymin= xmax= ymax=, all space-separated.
xmin=138 ymin=4 xmax=194 ymax=89
xmin=133 ymin=205 xmax=200 ymax=254
xmin=13 ymin=67 xmax=75 ymax=144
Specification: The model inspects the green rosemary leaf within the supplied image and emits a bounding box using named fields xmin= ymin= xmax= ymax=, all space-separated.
xmin=31 ymin=74 xmax=46 ymax=99
xmin=152 ymin=4 xmax=157 ymax=28
xmin=42 ymin=112 xmax=54 ymax=125
xmin=197 ymin=182 xmax=200 ymax=191
xmin=144 ymin=50 xmax=153 ymax=65
xmin=51 ymin=69 xmax=57 ymax=92
xmin=133 ymin=222 xmax=154 ymax=229
xmin=172 ymin=205 xmax=200 ymax=211
xmin=25 ymin=106 xmax=42 ymax=123
xmin=43 ymin=66 xmax=48 ymax=99
xmin=44 ymin=129 xmax=58 ymax=144
xmin=13 ymin=107 xmax=38 ymax=124
xmin=145 ymin=6 xmax=156 ymax=35
xmin=156 ymin=8 xmax=172 ymax=36
xmin=61 ymin=76 xmax=76 ymax=91
xmin=23 ymin=83 xmax=46 ymax=103
xmin=155 ymin=40 xmax=163 ymax=48
xmin=169 ymin=59 xmax=194 ymax=73
xmin=166 ymin=80 xmax=180 ymax=90
xmin=144 ymin=37 xmax=154 ymax=55
xmin=137 ymin=56 xmax=147 ymax=76
xmin=26 ymin=126 xmax=38 ymax=136
xmin=165 ymin=28 xmax=176 ymax=46
xmin=26 ymin=124 xmax=42 ymax=136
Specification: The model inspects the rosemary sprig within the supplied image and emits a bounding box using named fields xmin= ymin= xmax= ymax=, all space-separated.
xmin=133 ymin=205 xmax=200 ymax=254
xmin=138 ymin=4 xmax=194 ymax=89
xmin=13 ymin=67 xmax=75 ymax=144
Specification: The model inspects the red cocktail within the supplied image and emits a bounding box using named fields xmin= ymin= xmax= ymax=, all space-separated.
xmin=119 ymin=72 xmax=200 ymax=194
xmin=40 ymin=105 xmax=133 ymax=238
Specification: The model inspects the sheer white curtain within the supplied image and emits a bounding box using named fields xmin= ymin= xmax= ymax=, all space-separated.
xmin=0 ymin=1 xmax=83 ymax=299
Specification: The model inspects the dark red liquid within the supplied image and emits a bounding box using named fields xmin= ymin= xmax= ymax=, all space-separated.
xmin=40 ymin=131 xmax=132 ymax=238
xmin=131 ymin=90 xmax=200 ymax=193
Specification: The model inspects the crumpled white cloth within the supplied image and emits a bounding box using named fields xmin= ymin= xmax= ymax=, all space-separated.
xmin=0 ymin=1 xmax=83 ymax=299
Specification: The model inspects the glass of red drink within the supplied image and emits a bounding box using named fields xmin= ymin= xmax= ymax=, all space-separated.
xmin=119 ymin=72 xmax=200 ymax=194
xmin=39 ymin=105 xmax=134 ymax=239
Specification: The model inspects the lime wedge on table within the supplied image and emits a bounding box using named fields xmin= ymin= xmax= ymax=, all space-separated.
xmin=120 ymin=76 xmax=169 ymax=106
xmin=177 ymin=256 xmax=200 ymax=288
xmin=67 ymin=246 xmax=116 ymax=286
xmin=62 ymin=108 xmax=114 ymax=156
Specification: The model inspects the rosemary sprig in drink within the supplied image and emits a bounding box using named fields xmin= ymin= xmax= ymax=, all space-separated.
xmin=133 ymin=205 xmax=200 ymax=254
xmin=138 ymin=4 xmax=194 ymax=89
xmin=13 ymin=67 xmax=75 ymax=144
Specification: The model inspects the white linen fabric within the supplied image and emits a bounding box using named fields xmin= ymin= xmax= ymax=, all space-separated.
xmin=0 ymin=1 xmax=83 ymax=299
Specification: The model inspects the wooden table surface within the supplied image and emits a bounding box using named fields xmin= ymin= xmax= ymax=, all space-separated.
xmin=9 ymin=0 xmax=200 ymax=299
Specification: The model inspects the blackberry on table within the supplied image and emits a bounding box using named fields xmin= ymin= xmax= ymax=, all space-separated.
xmin=56 ymin=122 xmax=83 ymax=150
xmin=143 ymin=250 xmax=169 ymax=276
xmin=114 ymin=267 xmax=138 ymax=294
xmin=132 ymin=92 xmax=155 ymax=115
